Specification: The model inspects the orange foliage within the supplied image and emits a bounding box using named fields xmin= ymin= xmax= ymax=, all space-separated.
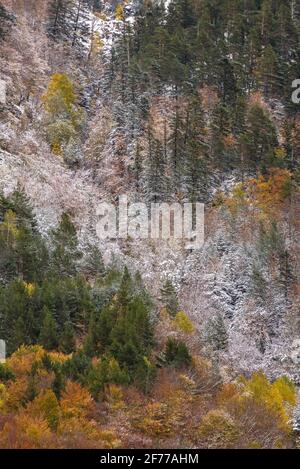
xmin=226 ymin=169 xmax=293 ymax=219
xmin=60 ymin=381 xmax=94 ymax=419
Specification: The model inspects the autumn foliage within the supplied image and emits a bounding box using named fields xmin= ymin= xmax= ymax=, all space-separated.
xmin=0 ymin=345 xmax=297 ymax=449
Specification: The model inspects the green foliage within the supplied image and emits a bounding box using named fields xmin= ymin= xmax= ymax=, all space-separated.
xmin=0 ymin=191 xmax=48 ymax=283
xmin=39 ymin=307 xmax=59 ymax=351
xmin=204 ymin=314 xmax=228 ymax=352
xmin=84 ymin=267 xmax=155 ymax=384
xmin=164 ymin=338 xmax=192 ymax=369
xmin=241 ymin=104 xmax=278 ymax=170
xmin=0 ymin=2 xmax=14 ymax=41
xmin=51 ymin=212 xmax=82 ymax=276
xmin=160 ymin=280 xmax=179 ymax=317
xmin=42 ymin=73 xmax=85 ymax=163
xmin=85 ymin=356 xmax=130 ymax=399
xmin=0 ymin=363 xmax=15 ymax=382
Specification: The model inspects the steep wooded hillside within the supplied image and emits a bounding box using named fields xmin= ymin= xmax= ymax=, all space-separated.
xmin=0 ymin=0 xmax=300 ymax=449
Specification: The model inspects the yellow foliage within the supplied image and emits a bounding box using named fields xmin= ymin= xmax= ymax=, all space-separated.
xmin=115 ymin=4 xmax=125 ymax=21
xmin=14 ymin=413 xmax=53 ymax=448
xmin=7 ymin=345 xmax=45 ymax=376
xmin=105 ymin=384 xmax=125 ymax=411
xmin=179 ymin=374 xmax=197 ymax=394
xmin=23 ymin=282 xmax=36 ymax=297
xmin=91 ymin=32 xmax=104 ymax=57
xmin=223 ymin=133 xmax=237 ymax=148
xmin=94 ymin=12 xmax=107 ymax=21
xmin=51 ymin=141 xmax=63 ymax=155
xmin=42 ymin=73 xmax=76 ymax=116
xmin=48 ymin=351 xmax=71 ymax=364
xmin=173 ymin=311 xmax=196 ymax=334
xmin=274 ymin=147 xmax=286 ymax=160
xmin=226 ymin=169 xmax=293 ymax=219
xmin=57 ymin=417 xmax=120 ymax=448
xmin=0 ymin=383 xmax=7 ymax=410
xmin=0 ymin=413 xmax=55 ymax=448
xmin=240 ymin=371 xmax=296 ymax=427
xmin=136 ymin=402 xmax=172 ymax=437
xmin=26 ymin=390 xmax=60 ymax=430
xmin=0 ymin=210 xmax=19 ymax=243
xmin=198 ymin=409 xmax=239 ymax=448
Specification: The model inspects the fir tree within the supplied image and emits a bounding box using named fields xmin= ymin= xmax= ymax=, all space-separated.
xmin=204 ymin=313 xmax=228 ymax=352
xmin=184 ymin=94 xmax=208 ymax=202
xmin=146 ymin=126 xmax=169 ymax=203
xmin=164 ymin=337 xmax=192 ymax=368
xmin=51 ymin=213 xmax=82 ymax=276
xmin=47 ymin=0 xmax=72 ymax=41
xmin=0 ymin=2 xmax=14 ymax=41
xmin=39 ymin=306 xmax=59 ymax=351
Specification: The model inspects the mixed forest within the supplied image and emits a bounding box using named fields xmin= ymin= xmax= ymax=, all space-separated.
xmin=0 ymin=0 xmax=300 ymax=449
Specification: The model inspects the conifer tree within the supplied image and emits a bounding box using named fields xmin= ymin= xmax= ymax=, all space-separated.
xmin=0 ymin=2 xmax=14 ymax=41
xmin=51 ymin=213 xmax=82 ymax=276
xmin=256 ymin=44 xmax=279 ymax=97
xmin=60 ymin=321 xmax=76 ymax=353
xmin=204 ymin=313 xmax=228 ymax=352
xmin=39 ymin=306 xmax=59 ymax=351
xmin=160 ymin=280 xmax=179 ymax=317
xmin=146 ymin=125 xmax=169 ymax=203
xmin=184 ymin=94 xmax=208 ymax=202
xmin=164 ymin=337 xmax=192 ymax=368
xmin=241 ymin=104 xmax=278 ymax=170
xmin=47 ymin=0 xmax=72 ymax=41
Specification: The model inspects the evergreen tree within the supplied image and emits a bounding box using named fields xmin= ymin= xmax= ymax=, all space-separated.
xmin=51 ymin=213 xmax=82 ymax=276
xmin=146 ymin=125 xmax=169 ymax=203
xmin=256 ymin=45 xmax=279 ymax=97
xmin=160 ymin=279 xmax=179 ymax=317
xmin=47 ymin=0 xmax=72 ymax=41
xmin=60 ymin=321 xmax=76 ymax=353
xmin=169 ymin=98 xmax=186 ymax=188
xmin=164 ymin=337 xmax=192 ymax=368
xmin=279 ymin=249 xmax=294 ymax=303
xmin=184 ymin=94 xmax=208 ymax=202
xmin=0 ymin=2 xmax=14 ymax=41
xmin=81 ymin=244 xmax=105 ymax=278
xmin=240 ymin=104 xmax=278 ymax=170
xmin=39 ymin=306 xmax=59 ymax=351
xmin=70 ymin=0 xmax=91 ymax=49
xmin=204 ymin=313 xmax=228 ymax=352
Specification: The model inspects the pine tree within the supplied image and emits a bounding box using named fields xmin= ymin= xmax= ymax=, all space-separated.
xmin=0 ymin=2 xmax=14 ymax=41
xmin=146 ymin=125 xmax=169 ymax=203
xmin=39 ymin=306 xmax=59 ymax=351
xmin=70 ymin=0 xmax=91 ymax=49
xmin=47 ymin=0 xmax=72 ymax=41
xmin=184 ymin=94 xmax=208 ymax=202
xmin=218 ymin=58 xmax=237 ymax=106
xmin=12 ymin=316 xmax=28 ymax=351
xmin=204 ymin=313 xmax=228 ymax=352
xmin=81 ymin=244 xmax=105 ymax=278
xmin=209 ymin=103 xmax=232 ymax=169
xmin=241 ymin=103 xmax=278 ymax=170
xmin=256 ymin=44 xmax=279 ymax=97
xmin=164 ymin=337 xmax=192 ymax=368
xmin=60 ymin=321 xmax=76 ymax=353
xmin=51 ymin=213 xmax=82 ymax=276
xmin=169 ymin=96 xmax=186 ymax=188
xmin=279 ymin=249 xmax=294 ymax=303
